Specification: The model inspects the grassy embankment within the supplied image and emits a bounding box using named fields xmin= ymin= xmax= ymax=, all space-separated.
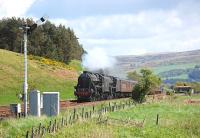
xmin=0 ymin=49 xmax=82 ymax=105
xmin=1 ymin=95 xmax=199 ymax=138
xmin=0 ymin=98 xmax=128 ymax=137
xmin=49 ymin=94 xmax=200 ymax=138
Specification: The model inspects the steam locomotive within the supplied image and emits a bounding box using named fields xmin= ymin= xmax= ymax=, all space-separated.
xmin=74 ymin=71 xmax=137 ymax=101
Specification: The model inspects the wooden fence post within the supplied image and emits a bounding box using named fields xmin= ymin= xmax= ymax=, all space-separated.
xmin=156 ymin=114 xmax=159 ymax=125
xmin=54 ymin=119 xmax=57 ymax=132
xmin=48 ymin=121 xmax=52 ymax=133
xmin=73 ymin=108 xmax=76 ymax=120
xmin=26 ymin=130 xmax=29 ymax=138
xmin=38 ymin=123 xmax=41 ymax=135
xmin=112 ymin=106 xmax=114 ymax=112
xmin=69 ymin=115 xmax=72 ymax=125
xmin=109 ymin=102 xmax=111 ymax=111
xmin=82 ymin=108 xmax=85 ymax=119
xmin=41 ymin=127 xmax=45 ymax=136
xmin=61 ymin=117 xmax=64 ymax=126
xmin=31 ymin=127 xmax=34 ymax=138
xmin=89 ymin=110 xmax=92 ymax=118
xmin=93 ymin=106 xmax=95 ymax=113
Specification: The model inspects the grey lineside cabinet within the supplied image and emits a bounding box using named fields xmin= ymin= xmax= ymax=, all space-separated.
xmin=42 ymin=92 xmax=60 ymax=116
xmin=29 ymin=90 xmax=41 ymax=117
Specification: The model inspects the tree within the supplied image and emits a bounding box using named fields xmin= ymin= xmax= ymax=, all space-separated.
xmin=132 ymin=69 xmax=161 ymax=103
xmin=127 ymin=71 xmax=141 ymax=81
xmin=0 ymin=17 xmax=84 ymax=64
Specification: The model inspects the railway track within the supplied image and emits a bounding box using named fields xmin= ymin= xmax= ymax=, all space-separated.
xmin=0 ymin=94 xmax=165 ymax=119
xmin=0 ymin=106 xmax=11 ymax=118
xmin=0 ymin=98 xmax=129 ymax=119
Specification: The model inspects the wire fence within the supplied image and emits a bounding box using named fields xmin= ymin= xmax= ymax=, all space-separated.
xmin=25 ymin=99 xmax=136 ymax=138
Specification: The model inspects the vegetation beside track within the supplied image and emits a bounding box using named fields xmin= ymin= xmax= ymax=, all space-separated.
xmin=0 ymin=98 xmax=130 ymax=137
xmin=48 ymin=94 xmax=200 ymax=138
xmin=1 ymin=95 xmax=200 ymax=138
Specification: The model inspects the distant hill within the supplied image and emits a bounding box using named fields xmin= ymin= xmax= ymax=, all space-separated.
xmin=114 ymin=49 xmax=200 ymax=83
xmin=0 ymin=49 xmax=82 ymax=105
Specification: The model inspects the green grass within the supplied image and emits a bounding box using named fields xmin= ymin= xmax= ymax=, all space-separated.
xmin=0 ymin=95 xmax=200 ymax=137
xmin=0 ymin=98 xmax=127 ymax=138
xmin=0 ymin=116 xmax=50 ymax=137
xmin=48 ymin=95 xmax=200 ymax=138
xmin=69 ymin=60 xmax=83 ymax=72
xmin=0 ymin=49 xmax=82 ymax=105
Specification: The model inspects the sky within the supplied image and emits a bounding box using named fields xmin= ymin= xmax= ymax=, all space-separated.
xmin=0 ymin=0 xmax=200 ymax=56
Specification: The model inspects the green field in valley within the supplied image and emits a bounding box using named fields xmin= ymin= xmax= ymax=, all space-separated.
xmin=0 ymin=49 xmax=82 ymax=105
xmin=151 ymin=63 xmax=197 ymax=74
xmin=139 ymin=63 xmax=198 ymax=80
xmin=162 ymin=74 xmax=188 ymax=80
xmin=135 ymin=63 xmax=197 ymax=79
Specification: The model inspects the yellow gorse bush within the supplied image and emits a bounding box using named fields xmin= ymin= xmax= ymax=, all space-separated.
xmin=29 ymin=55 xmax=74 ymax=70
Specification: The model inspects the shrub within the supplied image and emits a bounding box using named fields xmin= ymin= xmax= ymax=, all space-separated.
xmin=132 ymin=69 xmax=161 ymax=103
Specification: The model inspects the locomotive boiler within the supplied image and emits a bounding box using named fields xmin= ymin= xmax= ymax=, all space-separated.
xmin=74 ymin=71 xmax=137 ymax=101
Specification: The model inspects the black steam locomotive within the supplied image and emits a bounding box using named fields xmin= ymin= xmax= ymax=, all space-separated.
xmin=74 ymin=71 xmax=137 ymax=101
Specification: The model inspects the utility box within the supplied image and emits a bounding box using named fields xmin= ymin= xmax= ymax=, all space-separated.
xmin=10 ymin=103 xmax=21 ymax=115
xmin=29 ymin=90 xmax=41 ymax=117
xmin=43 ymin=92 xmax=60 ymax=116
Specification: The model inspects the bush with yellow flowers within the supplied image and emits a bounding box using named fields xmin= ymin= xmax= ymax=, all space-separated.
xmin=28 ymin=55 xmax=75 ymax=70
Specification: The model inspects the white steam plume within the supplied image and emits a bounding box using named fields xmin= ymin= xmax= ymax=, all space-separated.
xmin=82 ymin=47 xmax=116 ymax=71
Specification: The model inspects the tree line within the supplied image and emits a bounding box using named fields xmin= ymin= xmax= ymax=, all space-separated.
xmin=0 ymin=17 xmax=84 ymax=63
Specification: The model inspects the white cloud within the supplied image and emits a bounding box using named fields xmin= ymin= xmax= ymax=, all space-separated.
xmin=53 ymin=10 xmax=186 ymax=39
xmin=1 ymin=0 xmax=199 ymax=56
xmin=52 ymin=5 xmax=200 ymax=56
xmin=0 ymin=0 xmax=36 ymax=18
